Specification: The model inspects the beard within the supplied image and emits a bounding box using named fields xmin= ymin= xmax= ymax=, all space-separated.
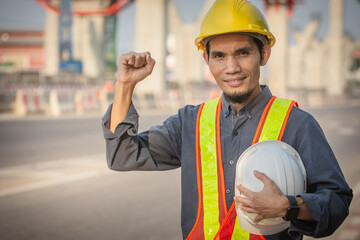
xmin=223 ymin=87 xmax=255 ymax=105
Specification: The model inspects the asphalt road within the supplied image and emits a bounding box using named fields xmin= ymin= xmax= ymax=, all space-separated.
xmin=0 ymin=102 xmax=359 ymax=240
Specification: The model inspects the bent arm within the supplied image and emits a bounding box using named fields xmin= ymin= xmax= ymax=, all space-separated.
xmin=295 ymin=196 xmax=312 ymax=221
xmin=288 ymin=115 xmax=353 ymax=238
xmin=102 ymin=103 xmax=182 ymax=171
xmin=234 ymin=113 xmax=352 ymax=238
xmin=103 ymin=51 xmax=182 ymax=171
xmin=110 ymin=51 xmax=155 ymax=133
xmin=110 ymin=82 xmax=135 ymax=133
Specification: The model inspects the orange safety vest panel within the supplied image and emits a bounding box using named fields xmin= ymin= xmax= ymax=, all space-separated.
xmin=186 ymin=96 xmax=298 ymax=240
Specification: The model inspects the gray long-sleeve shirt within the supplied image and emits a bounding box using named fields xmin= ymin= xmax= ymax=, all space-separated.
xmin=102 ymin=85 xmax=352 ymax=240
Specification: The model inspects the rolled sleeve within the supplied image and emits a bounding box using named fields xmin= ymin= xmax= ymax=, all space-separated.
xmin=101 ymin=102 xmax=181 ymax=171
xmin=288 ymin=115 xmax=353 ymax=238
xmin=102 ymin=103 xmax=139 ymax=139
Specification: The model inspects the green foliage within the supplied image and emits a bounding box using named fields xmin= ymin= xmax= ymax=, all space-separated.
xmin=350 ymin=58 xmax=360 ymax=71
xmin=0 ymin=62 xmax=14 ymax=67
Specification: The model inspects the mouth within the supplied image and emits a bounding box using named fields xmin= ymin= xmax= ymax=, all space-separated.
xmin=225 ymin=76 xmax=247 ymax=87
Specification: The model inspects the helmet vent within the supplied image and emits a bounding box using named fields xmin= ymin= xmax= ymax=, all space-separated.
xmin=234 ymin=0 xmax=249 ymax=10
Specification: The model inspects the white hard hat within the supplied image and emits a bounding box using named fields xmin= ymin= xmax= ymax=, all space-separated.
xmin=234 ymin=140 xmax=307 ymax=235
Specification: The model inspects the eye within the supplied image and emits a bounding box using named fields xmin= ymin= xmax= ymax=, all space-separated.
xmin=237 ymin=49 xmax=249 ymax=56
xmin=213 ymin=53 xmax=223 ymax=59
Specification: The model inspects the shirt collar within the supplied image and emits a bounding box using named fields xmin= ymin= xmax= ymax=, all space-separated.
xmin=221 ymin=85 xmax=273 ymax=118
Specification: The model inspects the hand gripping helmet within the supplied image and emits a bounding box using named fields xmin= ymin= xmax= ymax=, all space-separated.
xmin=195 ymin=0 xmax=276 ymax=51
xmin=235 ymin=140 xmax=307 ymax=235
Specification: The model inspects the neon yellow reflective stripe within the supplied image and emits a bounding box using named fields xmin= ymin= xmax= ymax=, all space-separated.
xmin=232 ymin=217 xmax=250 ymax=240
xmin=259 ymin=98 xmax=292 ymax=142
xmin=199 ymin=98 xmax=220 ymax=239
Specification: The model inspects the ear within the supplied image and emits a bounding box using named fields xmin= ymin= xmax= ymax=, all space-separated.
xmin=260 ymin=44 xmax=271 ymax=66
xmin=203 ymin=51 xmax=209 ymax=65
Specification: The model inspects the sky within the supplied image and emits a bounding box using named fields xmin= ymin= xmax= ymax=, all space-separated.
xmin=0 ymin=0 xmax=45 ymax=30
xmin=0 ymin=0 xmax=360 ymax=55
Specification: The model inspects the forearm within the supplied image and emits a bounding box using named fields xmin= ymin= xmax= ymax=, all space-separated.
xmin=102 ymin=101 xmax=182 ymax=171
xmin=110 ymin=82 xmax=136 ymax=133
xmin=291 ymin=190 xmax=352 ymax=237
xmin=277 ymin=195 xmax=313 ymax=221
xmin=110 ymin=51 xmax=155 ymax=133
xmin=288 ymin=115 xmax=352 ymax=237
xmin=296 ymin=196 xmax=312 ymax=221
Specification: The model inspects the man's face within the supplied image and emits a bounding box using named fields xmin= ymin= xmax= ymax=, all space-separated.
xmin=204 ymin=34 xmax=270 ymax=106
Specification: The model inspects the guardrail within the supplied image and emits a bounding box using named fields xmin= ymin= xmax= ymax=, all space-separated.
xmin=0 ymin=85 xmax=221 ymax=117
xmin=0 ymin=86 xmax=109 ymax=116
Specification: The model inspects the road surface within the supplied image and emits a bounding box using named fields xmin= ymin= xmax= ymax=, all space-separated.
xmin=0 ymin=102 xmax=359 ymax=240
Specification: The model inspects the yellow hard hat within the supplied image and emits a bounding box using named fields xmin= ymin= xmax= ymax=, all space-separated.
xmin=195 ymin=0 xmax=276 ymax=51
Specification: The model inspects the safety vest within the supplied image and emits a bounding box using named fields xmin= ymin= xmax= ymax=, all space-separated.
xmin=186 ymin=96 xmax=298 ymax=240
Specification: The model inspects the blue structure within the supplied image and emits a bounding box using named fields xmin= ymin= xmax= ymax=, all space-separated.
xmin=59 ymin=0 xmax=82 ymax=73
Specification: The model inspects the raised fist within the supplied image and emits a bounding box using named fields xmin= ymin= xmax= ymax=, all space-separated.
xmin=116 ymin=51 xmax=156 ymax=86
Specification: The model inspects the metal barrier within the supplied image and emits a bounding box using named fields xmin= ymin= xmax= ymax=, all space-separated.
xmin=1 ymin=84 xmax=220 ymax=117
xmin=0 ymin=86 xmax=108 ymax=117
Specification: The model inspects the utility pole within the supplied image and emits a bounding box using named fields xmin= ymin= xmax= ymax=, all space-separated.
xmin=265 ymin=0 xmax=295 ymax=96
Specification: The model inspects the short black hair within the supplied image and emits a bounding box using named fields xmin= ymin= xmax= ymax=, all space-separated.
xmin=206 ymin=36 xmax=264 ymax=61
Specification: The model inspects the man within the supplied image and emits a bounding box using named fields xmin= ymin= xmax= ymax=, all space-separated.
xmin=102 ymin=0 xmax=352 ymax=239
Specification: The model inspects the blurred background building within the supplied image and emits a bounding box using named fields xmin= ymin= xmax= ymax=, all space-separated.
xmin=0 ymin=0 xmax=359 ymax=116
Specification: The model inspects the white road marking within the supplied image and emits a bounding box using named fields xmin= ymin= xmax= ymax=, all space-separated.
xmin=338 ymin=127 xmax=358 ymax=136
xmin=353 ymin=181 xmax=360 ymax=198
xmin=0 ymin=170 xmax=109 ymax=198
xmin=327 ymin=121 xmax=341 ymax=129
xmin=0 ymin=154 xmax=113 ymax=198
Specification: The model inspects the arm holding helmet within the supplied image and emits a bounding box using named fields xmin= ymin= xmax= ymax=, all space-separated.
xmin=234 ymin=171 xmax=312 ymax=222
xmin=288 ymin=115 xmax=353 ymax=237
xmin=234 ymin=113 xmax=353 ymax=238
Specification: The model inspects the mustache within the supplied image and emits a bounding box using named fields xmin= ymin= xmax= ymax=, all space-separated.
xmin=224 ymin=74 xmax=249 ymax=81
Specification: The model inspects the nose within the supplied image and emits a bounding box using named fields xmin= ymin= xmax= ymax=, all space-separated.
xmin=225 ymin=56 xmax=241 ymax=74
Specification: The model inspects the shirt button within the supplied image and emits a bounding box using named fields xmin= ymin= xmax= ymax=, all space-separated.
xmin=226 ymin=189 xmax=231 ymax=194
xmin=233 ymin=131 xmax=238 ymax=136
xmin=229 ymin=160 xmax=234 ymax=165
